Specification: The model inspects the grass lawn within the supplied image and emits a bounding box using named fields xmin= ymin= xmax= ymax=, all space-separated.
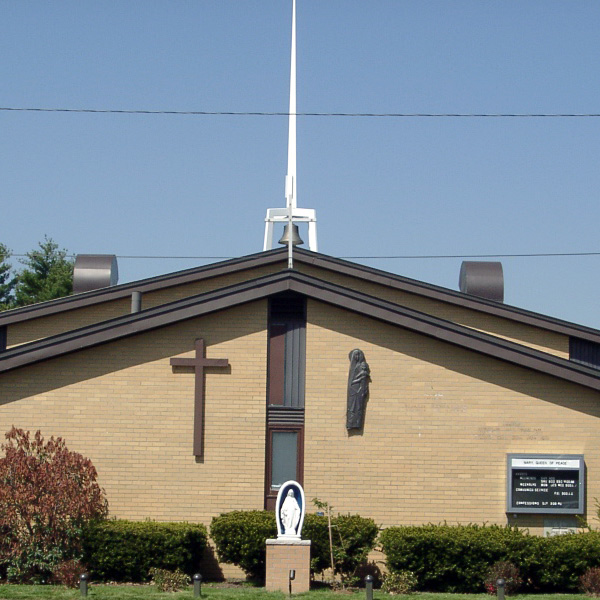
xmin=0 ymin=584 xmax=591 ymax=600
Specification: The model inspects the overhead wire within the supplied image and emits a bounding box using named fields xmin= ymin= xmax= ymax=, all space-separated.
xmin=10 ymin=252 xmax=600 ymax=260
xmin=5 ymin=106 xmax=600 ymax=262
xmin=1 ymin=107 xmax=599 ymax=118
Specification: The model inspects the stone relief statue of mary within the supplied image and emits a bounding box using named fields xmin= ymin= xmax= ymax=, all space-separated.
xmin=346 ymin=349 xmax=370 ymax=430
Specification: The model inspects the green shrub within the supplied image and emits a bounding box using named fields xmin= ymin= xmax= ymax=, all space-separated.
xmin=382 ymin=570 xmax=418 ymax=594
xmin=82 ymin=519 xmax=207 ymax=582
xmin=149 ymin=567 xmax=190 ymax=592
xmin=531 ymin=531 xmax=600 ymax=592
xmin=210 ymin=511 xmax=276 ymax=581
xmin=304 ymin=512 xmax=379 ymax=579
xmin=331 ymin=514 xmax=379 ymax=582
xmin=380 ymin=524 xmax=600 ymax=593
xmin=210 ymin=510 xmax=379 ymax=583
xmin=380 ymin=524 xmax=534 ymax=593
xmin=302 ymin=513 xmax=330 ymax=574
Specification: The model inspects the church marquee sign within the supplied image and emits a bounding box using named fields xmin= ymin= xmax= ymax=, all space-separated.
xmin=507 ymin=454 xmax=584 ymax=514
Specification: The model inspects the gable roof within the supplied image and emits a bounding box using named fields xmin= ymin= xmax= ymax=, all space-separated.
xmin=2 ymin=270 xmax=600 ymax=393
xmin=0 ymin=248 xmax=284 ymax=325
xmin=1 ymin=247 xmax=599 ymax=343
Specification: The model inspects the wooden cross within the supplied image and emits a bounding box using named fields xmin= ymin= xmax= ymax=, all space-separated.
xmin=170 ymin=338 xmax=229 ymax=457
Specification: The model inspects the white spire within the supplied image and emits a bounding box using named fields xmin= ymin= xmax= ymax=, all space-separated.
xmin=263 ymin=0 xmax=318 ymax=257
xmin=286 ymin=0 xmax=297 ymax=212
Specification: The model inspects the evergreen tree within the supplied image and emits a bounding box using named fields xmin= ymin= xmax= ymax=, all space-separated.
xmin=0 ymin=243 xmax=16 ymax=310
xmin=14 ymin=237 xmax=74 ymax=307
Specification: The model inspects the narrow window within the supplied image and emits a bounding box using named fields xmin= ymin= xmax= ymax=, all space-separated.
xmin=271 ymin=430 xmax=298 ymax=486
xmin=265 ymin=294 xmax=306 ymax=509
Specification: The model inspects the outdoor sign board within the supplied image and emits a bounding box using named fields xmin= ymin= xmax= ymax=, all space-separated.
xmin=506 ymin=454 xmax=584 ymax=514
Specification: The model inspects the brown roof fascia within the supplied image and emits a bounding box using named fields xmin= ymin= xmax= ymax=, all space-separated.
xmin=287 ymin=276 xmax=600 ymax=392
xmin=0 ymin=248 xmax=290 ymax=326
xmin=2 ymin=246 xmax=600 ymax=344
xmin=291 ymin=249 xmax=600 ymax=343
xmin=0 ymin=273 xmax=292 ymax=373
xmin=1 ymin=270 xmax=600 ymax=394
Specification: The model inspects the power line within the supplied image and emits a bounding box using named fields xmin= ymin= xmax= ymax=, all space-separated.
xmin=342 ymin=252 xmax=600 ymax=259
xmin=1 ymin=106 xmax=600 ymax=118
xmin=10 ymin=252 xmax=600 ymax=260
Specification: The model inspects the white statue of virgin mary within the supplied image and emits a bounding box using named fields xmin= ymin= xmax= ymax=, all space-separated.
xmin=275 ymin=481 xmax=305 ymax=539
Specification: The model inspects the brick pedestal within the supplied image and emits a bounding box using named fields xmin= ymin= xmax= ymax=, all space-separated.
xmin=265 ymin=539 xmax=311 ymax=594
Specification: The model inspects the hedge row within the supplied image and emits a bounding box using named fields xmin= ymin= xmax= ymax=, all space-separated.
xmin=210 ymin=510 xmax=379 ymax=581
xmin=81 ymin=520 xmax=208 ymax=582
xmin=380 ymin=524 xmax=600 ymax=593
xmin=78 ymin=516 xmax=600 ymax=592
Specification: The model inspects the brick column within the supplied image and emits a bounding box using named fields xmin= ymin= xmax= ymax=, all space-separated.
xmin=265 ymin=539 xmax=311 ymax=593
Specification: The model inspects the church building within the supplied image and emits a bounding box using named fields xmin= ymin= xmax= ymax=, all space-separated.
xmin=2 ymin=0 xmax=600 ymax=577
xmin=1 ymin=246 xmax=600 ymax=574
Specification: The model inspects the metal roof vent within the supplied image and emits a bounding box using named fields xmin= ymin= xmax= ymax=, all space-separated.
xmin=73 ymin=254 xmax=118 ymax=294
xmin=459 ymin=261 xmax=504 ymax=302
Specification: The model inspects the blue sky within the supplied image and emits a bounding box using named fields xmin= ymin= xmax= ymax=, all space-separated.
xmin=2 ymin=1 xmax=600 ymax=327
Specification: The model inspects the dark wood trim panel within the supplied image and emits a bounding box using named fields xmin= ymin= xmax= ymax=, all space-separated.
xmin=267 ymin=323 xmax=286 ymax=406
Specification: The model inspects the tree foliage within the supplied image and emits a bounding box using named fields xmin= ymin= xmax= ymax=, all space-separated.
xmin=0 ymin=237 xmax=75 ymax=311
xmin=0 ymin=427 xmax=108 ymax=583
xmin=14 ymin=237 xmax=74 ymax=307
xmin=0 ymin=244 xmax=17 ymax=310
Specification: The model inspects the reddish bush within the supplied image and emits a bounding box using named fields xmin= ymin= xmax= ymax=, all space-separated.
xmin=581 ymin=567 xmax=600 ymax=596
xmin=0 ymin=427 xmax=108 ymax=582
xmin=484 ymin=561 xmax=523 ymax=596
xmin=50 ymin=559 xmax=85 ymax=588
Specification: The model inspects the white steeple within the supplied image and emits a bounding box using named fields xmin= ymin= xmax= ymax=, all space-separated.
xmin=286 ymin=0 xmax=297 ymax=212
xmin=263 ymin=0 xmax=318 ymax=261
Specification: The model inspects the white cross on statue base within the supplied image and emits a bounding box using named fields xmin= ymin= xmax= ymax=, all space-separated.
xmin=263 ymin=207 xmax=318 ymax=252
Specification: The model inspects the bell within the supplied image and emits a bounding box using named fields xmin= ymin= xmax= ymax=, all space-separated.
xmin=278 ymin=223 xmax=304 ymax=246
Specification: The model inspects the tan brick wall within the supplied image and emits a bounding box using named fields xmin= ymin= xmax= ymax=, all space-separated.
xmin=1 ymin=294 xmax=598 ymax=575
xmin=304 ymin=300 xmax=600 ymax=535
xmin=0 ymin=301 xmax=268 ymax=576
xmin=6 ymin=264 xmax=283 ymax=347
xmin=296 ymin=263 xmax=570 ymax=358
